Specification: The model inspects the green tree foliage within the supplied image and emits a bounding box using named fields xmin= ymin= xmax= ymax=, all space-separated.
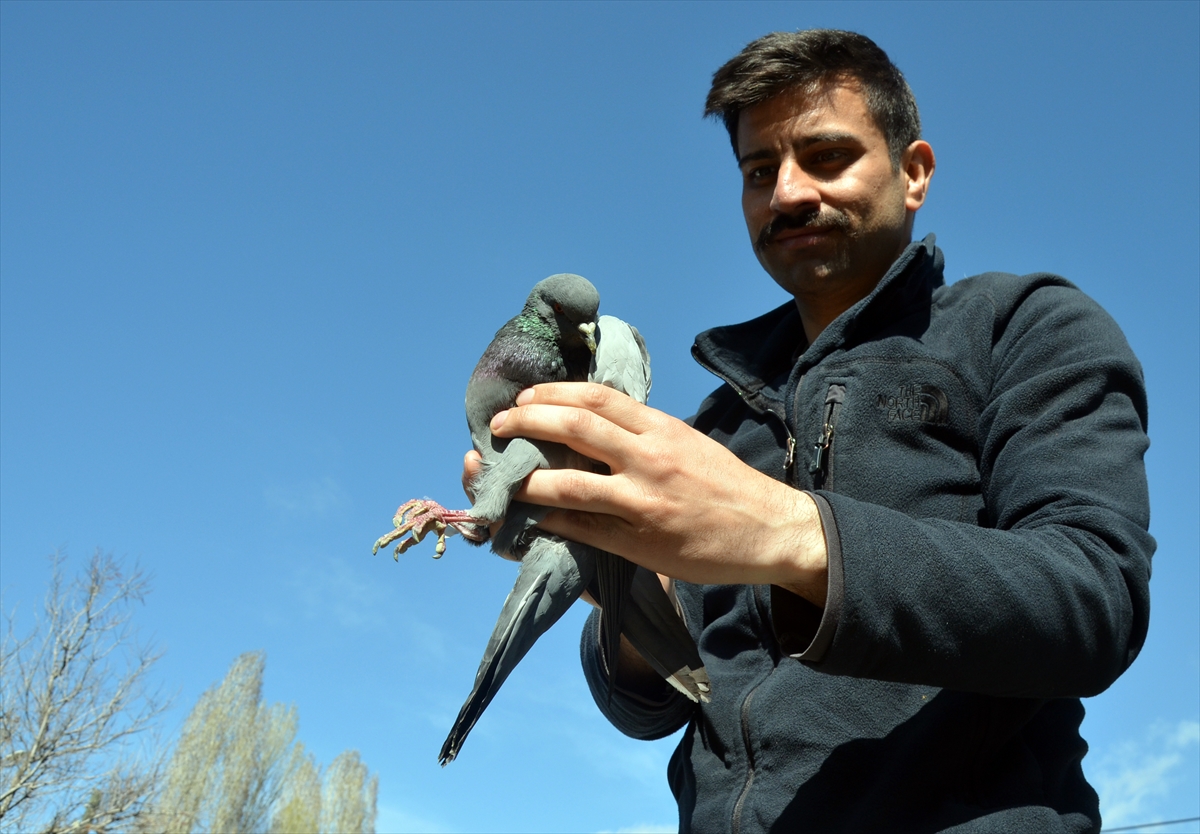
xmin=317 ymin=751 xmax=377 ymax=834
xmin=147 ymin=652 xmax=378 ymax=834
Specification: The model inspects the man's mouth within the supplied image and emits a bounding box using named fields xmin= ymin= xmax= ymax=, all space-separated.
xmin=773 ymin=226 xmax=832 ymax=245
xmin=756 ymin=209 xmax=849 ymax=251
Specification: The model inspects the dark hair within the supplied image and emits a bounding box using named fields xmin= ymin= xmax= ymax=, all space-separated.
xmin=704 ymin=30 xmax=921 ymax=168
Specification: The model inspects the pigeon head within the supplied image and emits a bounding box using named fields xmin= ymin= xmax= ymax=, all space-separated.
xmin=526 ymin=273 xmax=600 ymax=354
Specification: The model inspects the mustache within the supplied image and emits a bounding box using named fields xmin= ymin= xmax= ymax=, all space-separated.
xmin=756 ymin=208 xmax=851 ymax=251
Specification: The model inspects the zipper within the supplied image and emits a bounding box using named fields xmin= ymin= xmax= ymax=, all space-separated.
xmin=691 ymin=349 xmax=800 ymax=481
xmin=809 ymin=383 xmax=845 ymax=490
xmin=689 ymin=355 xmax=823 ymax=831
xmin=731 ymin=585 xmax=780 ymax=834
xmin=730 ymin=683 xmax=759 ymax=834
xmin=776 ymin=414 xmax=798 ymax=481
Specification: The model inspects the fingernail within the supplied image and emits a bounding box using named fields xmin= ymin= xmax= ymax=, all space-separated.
xmin=515 ymin=388 xmax=535 ymax=405
xmin=491 ymin=410 xmax=508 ymax=430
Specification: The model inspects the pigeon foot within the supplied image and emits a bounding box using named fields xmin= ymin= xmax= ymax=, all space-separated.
xmin=372 ymin=499 xmax=488 ymax=558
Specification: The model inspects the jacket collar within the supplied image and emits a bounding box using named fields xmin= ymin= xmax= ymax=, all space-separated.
xmin=692 ymin=234 xmax=945 ymax=409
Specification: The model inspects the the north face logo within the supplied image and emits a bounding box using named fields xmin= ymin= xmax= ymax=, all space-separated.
xmin=876 ymin=384 xmax=948 ymax=424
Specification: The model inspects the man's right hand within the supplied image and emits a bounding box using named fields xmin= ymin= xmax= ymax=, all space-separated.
xmin=461 ymin=448 xmax=676 ymax=607
xmin=463 ymin=448 xmax=684 ymax=697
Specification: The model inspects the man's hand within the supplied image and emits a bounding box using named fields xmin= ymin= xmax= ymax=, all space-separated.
xmin=477 ymin=382 xmax=829 ymax=607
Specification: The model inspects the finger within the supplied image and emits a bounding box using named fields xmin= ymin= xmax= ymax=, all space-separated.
xmin=492 ymin=403 xmax=639 ymax=469
xmin=517 ymin=382 xmax=659 ymax=434
xmin=462 ymin=450 xmax=483 ymax=499
xmin=515 ymin=466 xmax=632 ymax=518
xmin=534 ymin=505 xmax=641 ymax=566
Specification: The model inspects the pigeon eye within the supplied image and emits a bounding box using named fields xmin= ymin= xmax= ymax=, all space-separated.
xmin=553 ymin=303 xmax=564 ymax=314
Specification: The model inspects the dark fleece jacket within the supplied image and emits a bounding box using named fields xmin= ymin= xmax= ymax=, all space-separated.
xmin=580 ymin=236 xmax=1154 ymax=833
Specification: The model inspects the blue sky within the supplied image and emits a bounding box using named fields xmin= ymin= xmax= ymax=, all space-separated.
xmin=1 ymin=2 xmax=1196 ymax=832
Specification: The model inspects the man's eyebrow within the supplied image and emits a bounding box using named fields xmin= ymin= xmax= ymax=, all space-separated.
xmin=737 ymin=132 xmax=863 ymax=167
xmin=799 ymin=131 xmax=860 ymax=147
xmin=737 ymin=149 xmax=776 ymax=167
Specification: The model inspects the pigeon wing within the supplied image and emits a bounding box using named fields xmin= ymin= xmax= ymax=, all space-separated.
xmin=590 ymin=315 xmax=651 ymax=403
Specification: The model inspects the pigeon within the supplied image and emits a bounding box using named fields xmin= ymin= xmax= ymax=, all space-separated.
xmin=372 ymin=275 xmax=709 ymax=765
xmin=372 ymin=274 xmax=600 ymax=558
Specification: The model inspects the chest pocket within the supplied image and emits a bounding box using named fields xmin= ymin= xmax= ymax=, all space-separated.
xmin=800 ymin=360 xmax=986 ymax=526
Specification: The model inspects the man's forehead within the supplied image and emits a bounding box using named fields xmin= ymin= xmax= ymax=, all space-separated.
xmin=735 ymin=79 xmax=879 ymax=157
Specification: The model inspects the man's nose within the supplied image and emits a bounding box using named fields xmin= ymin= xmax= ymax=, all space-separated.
xmin=771 ymin=158 xmax=820 ymax=214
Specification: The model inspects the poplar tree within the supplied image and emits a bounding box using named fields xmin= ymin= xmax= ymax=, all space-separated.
xmin=147 ymin=652 xmax=378 ymax=834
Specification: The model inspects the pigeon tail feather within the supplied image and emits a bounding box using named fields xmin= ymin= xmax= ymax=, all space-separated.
xmin=620 ymin=568 xmax=711 ymax=703
xmin=438 ymin=536 xmax=596 ymax=765
xmin=592 ymin=551 xmax=640 ymax=704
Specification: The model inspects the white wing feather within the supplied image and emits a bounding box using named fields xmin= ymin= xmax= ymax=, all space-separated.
xmin=590 ymin=315 xmax=651 ymax=404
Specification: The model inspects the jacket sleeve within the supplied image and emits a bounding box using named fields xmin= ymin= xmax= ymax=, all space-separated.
xmin=804 ymin=281 xmax=1154 ymax=698
xmin=579 ymin=608 xmax=695 ymax=739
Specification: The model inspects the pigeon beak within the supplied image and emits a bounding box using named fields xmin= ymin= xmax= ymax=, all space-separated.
xmin=578 ymin=321 xmax=597 ymax=354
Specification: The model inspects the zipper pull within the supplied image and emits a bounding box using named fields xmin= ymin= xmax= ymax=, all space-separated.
xmin=808 ymin=384 xmax=845 ymax=486
xmin=809 ymin=422 xmax=834 ymax=477
xmin=784 ymin=435 xmax=796 ymax=471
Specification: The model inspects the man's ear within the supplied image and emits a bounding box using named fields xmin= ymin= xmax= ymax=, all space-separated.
xmin=903 ymin=140 xmax=935 ymax=212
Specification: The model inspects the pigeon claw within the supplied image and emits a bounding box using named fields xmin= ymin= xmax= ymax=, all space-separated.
xmin=372 ymin=499 xmax=488 ymax=559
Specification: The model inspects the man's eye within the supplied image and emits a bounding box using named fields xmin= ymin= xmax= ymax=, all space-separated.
xmin=812 ymin=149 xmax=848 ymax=165
xmin=746 ymin=165 xmax=776 ymax=184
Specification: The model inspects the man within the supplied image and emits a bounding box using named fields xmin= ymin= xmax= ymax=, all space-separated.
xmin=471 ymin=29 xmax=1153 ymax=832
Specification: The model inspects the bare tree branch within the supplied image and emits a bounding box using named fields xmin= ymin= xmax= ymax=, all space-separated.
xmin=0 ymin=551 xmax=168 ymax=834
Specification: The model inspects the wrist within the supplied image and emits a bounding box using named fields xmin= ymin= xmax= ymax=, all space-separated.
xmin=766 ymin=489 xmax=829 ymax=609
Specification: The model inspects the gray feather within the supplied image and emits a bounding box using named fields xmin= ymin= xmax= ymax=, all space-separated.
xmin=621 ymin=568 xmax=711 ymax=702
xmin=439 ymin=535 xmax=595 ymax=765
xmin=590 ymin=315 xmax=651 ymax=403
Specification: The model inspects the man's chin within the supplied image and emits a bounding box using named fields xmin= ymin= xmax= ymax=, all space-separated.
xmin=759 ymin=254 xmax=846 ymax=294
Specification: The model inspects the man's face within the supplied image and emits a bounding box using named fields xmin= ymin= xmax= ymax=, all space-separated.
xmin=737 ymin=80 xmax=928 ymax=309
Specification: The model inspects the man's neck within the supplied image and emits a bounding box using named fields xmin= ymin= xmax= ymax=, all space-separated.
xmin=793 ymin=276 xmax=880 ymax=343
